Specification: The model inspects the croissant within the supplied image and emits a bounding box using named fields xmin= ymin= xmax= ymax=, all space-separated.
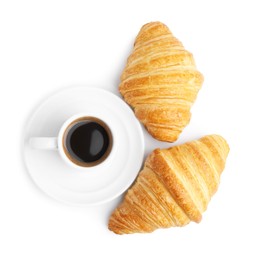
xmin=108 ymin=135 xmax=229 ymax=234
xmin=119 ymin=22 xmax=204 ymax=142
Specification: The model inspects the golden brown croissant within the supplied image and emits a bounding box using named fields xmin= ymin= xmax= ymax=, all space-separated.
xmin=119 ymin=22 xmax=204 ymax=142
xmin=108 ymin=135 xmax=229 ymax=234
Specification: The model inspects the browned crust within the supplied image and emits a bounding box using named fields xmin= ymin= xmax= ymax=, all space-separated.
xmin=108 ymin=135 xmax=229 ymax=234
xmin=118 ymin=21 xmax=204 ymax=142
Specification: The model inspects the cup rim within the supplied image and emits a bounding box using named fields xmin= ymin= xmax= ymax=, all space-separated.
xmin=24 ymin=86 xmax=145 ymax=206
xmin=57 ymin=113 xmax=115 ymax=170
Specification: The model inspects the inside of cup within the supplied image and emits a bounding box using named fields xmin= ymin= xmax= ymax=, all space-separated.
xmin=62 ymin=116 xmax=113 ymax=167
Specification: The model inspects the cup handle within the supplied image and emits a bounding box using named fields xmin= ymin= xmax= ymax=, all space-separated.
xmin=29 ymin=137 xmax=58 ymax=150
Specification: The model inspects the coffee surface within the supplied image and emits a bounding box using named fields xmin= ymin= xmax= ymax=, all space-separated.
xmin=66 ymin=120 xmax=110 ymax=164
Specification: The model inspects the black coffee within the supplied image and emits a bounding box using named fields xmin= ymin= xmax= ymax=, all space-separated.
xmin=64 ymin=117 xmax=112 ymax=167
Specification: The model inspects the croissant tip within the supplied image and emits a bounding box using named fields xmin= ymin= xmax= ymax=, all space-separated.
xmin=108 ymin=221 xmax=122 ymax=235
xmin=139 ymin=21 xmax=170 ymax=34
xmin=213 ymin=134 xmax=229 ymax=143
xmin=142 ymin=21 xmax=166 ymax=26
xmin=204 ymin=134 xmax=230 ymax=152
xmin=108 ymin=227 xmax=121 ymax=235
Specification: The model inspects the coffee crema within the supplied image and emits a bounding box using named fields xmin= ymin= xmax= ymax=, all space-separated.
xmin=63 ymin=117 xmax=112 ymax=167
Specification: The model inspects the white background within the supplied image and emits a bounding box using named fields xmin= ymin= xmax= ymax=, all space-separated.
xmin=1 ymin=0 xmax=255 ymax=259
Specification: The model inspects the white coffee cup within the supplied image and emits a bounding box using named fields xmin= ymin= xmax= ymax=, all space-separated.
xmin=29 ymin=113 xmax=114 ymax=169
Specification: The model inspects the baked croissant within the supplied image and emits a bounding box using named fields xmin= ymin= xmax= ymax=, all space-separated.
xmin=108 ymin=135 xmax=229 ymax=234
xmin=119 ymin=22 xmax=204 ymax=142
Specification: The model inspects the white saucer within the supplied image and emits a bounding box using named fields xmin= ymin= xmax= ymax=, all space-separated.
xmin=24 ymin=87 xmax=144 ymax=206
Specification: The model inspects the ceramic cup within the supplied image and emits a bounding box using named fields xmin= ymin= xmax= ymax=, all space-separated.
xmin=29 ymin=113 xmax=115 ymax=169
